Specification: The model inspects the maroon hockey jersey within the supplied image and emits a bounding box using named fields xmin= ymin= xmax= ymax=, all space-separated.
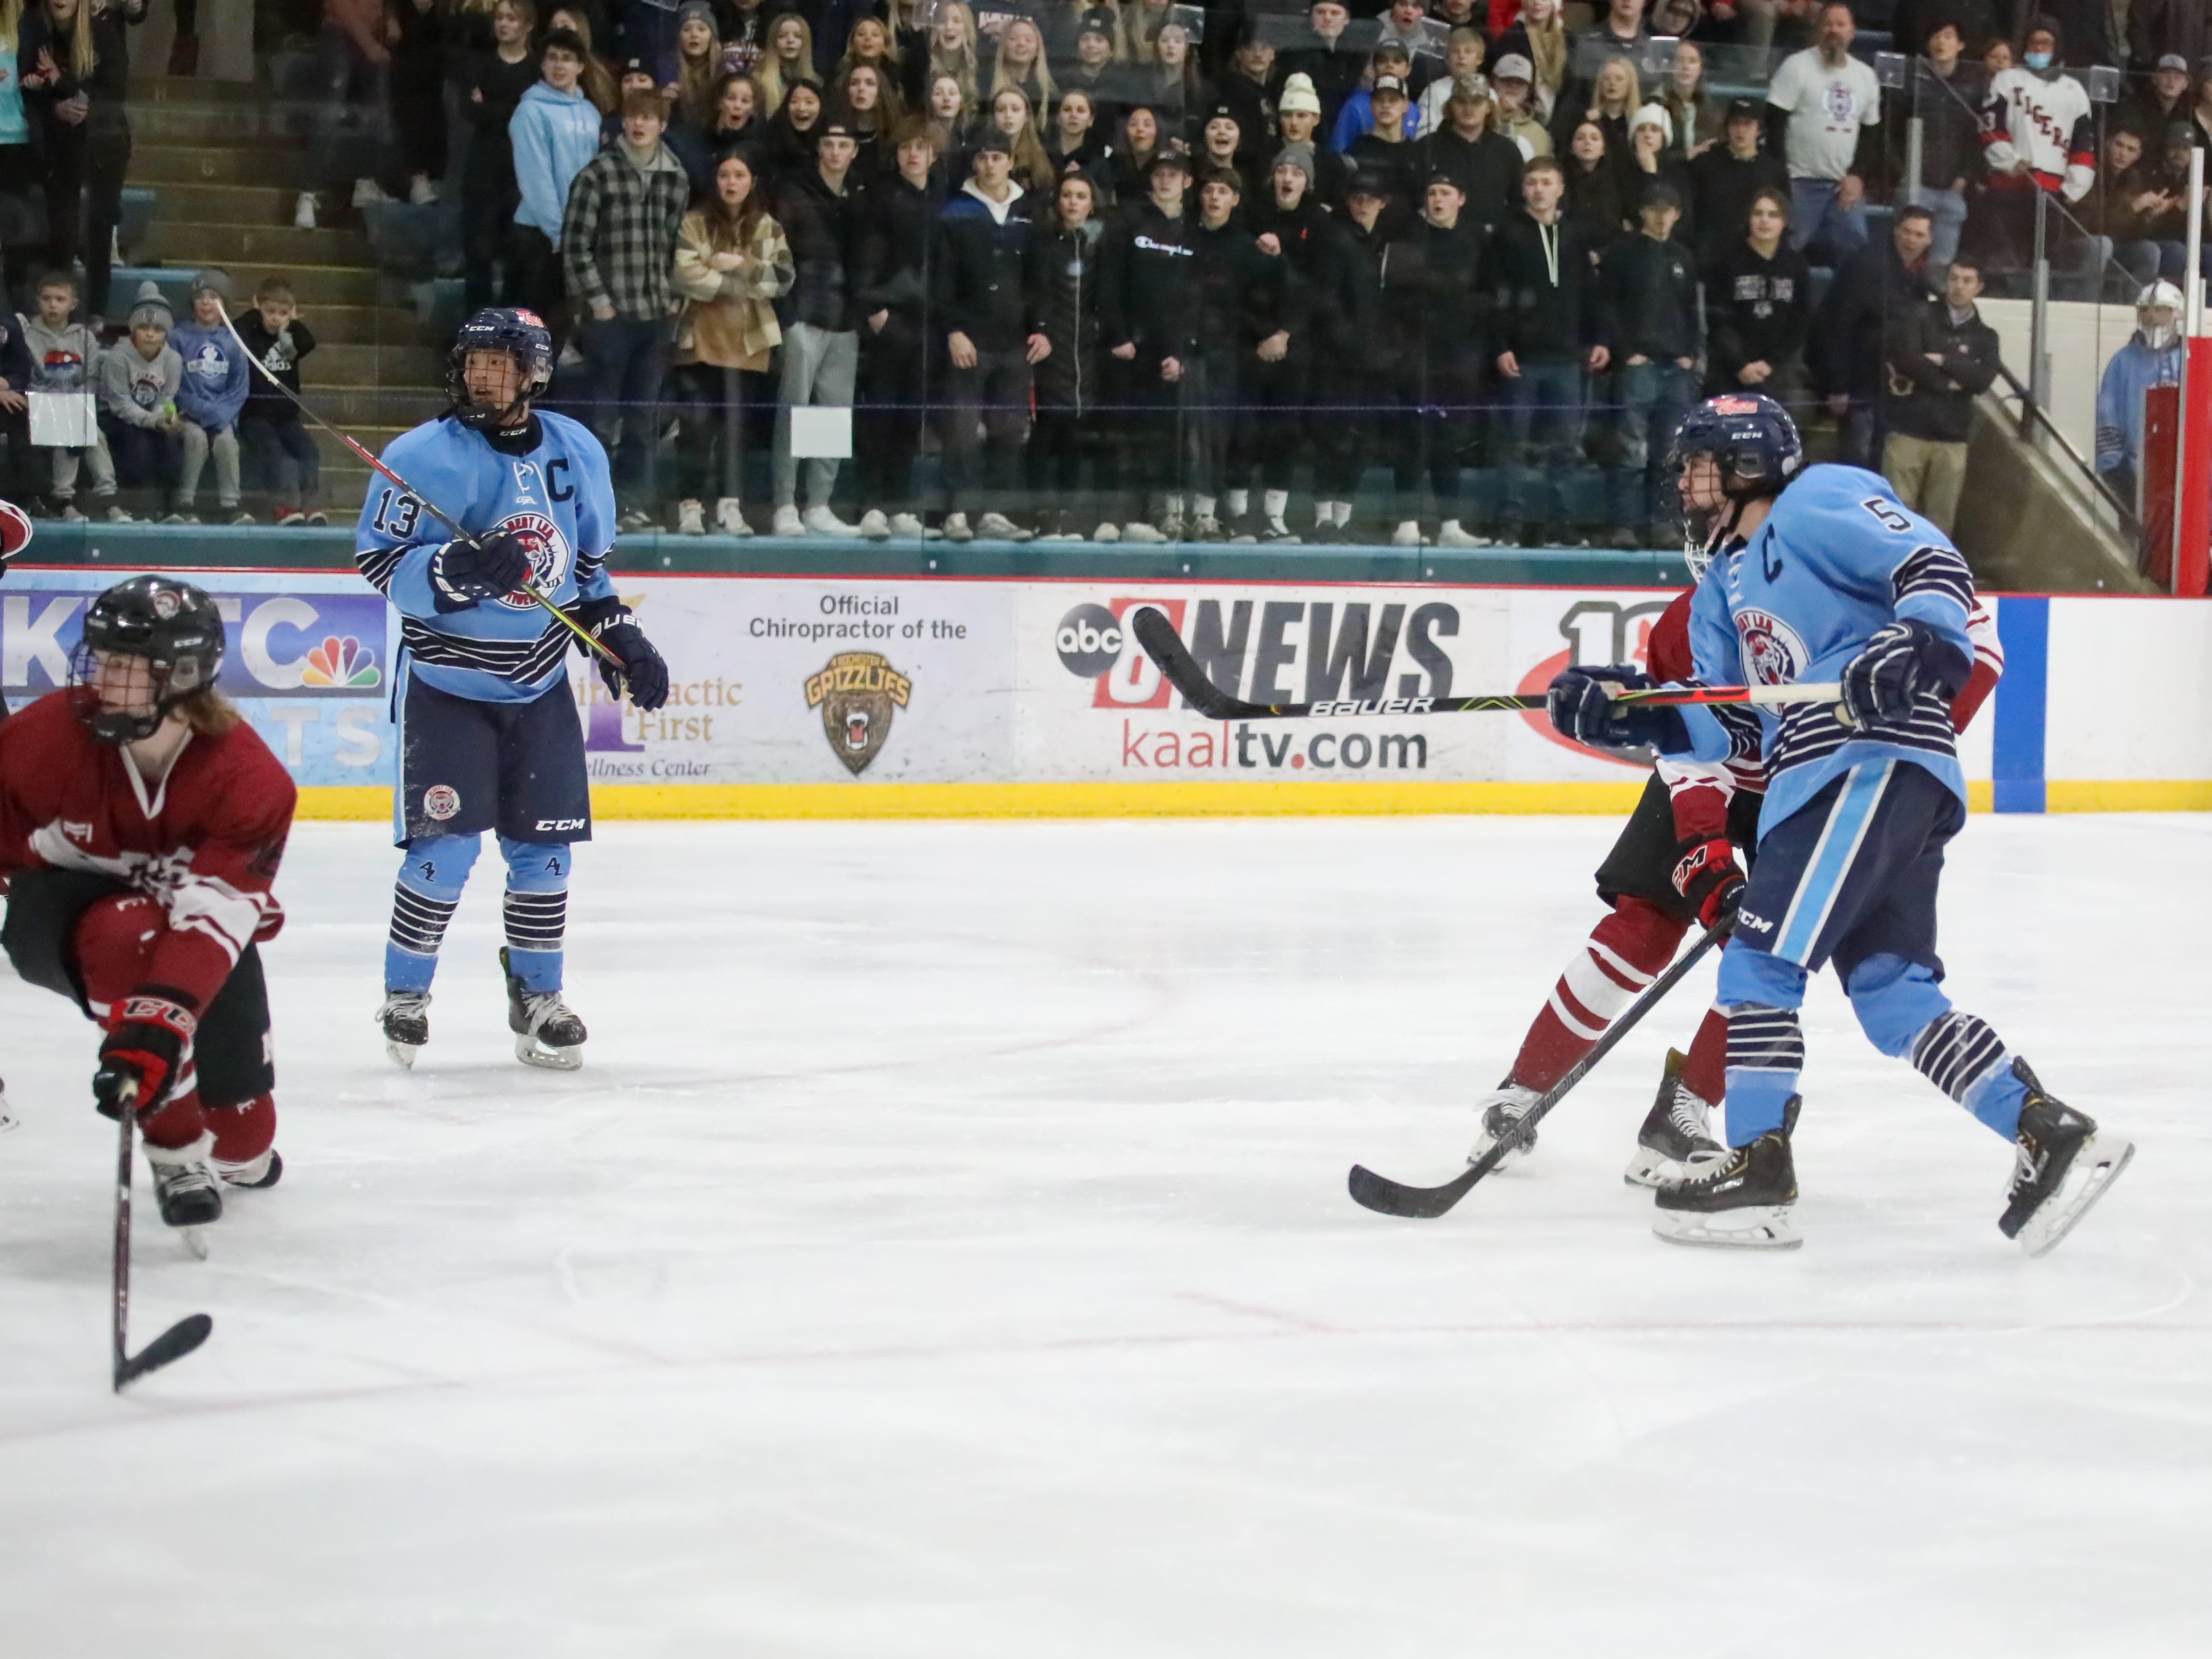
xmin=0 ymin=692 xmax=296 ymax=1011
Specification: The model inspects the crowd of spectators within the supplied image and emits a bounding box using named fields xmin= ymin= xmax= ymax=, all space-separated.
xmin=0 ymin=0 xmax=2207 ymax=543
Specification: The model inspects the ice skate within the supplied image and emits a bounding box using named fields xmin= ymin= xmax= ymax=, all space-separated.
xmin=216 ymin=1147 xmax=284 ymax=1190
xmin=1652 ymin=1110 xmax=1800 ymax=1250
xmin=1624 ymin=1048 xmax=1723 ymax=1188
xmin=502 ymin=947 xmax=586 ymax=1070
xmin=145 ymin=1132 xmax=223 ymax=1243
xmin=1467 ymin=1083 xmax=1541 ymax=1169
xmin=378 ymin=990 xmax=431 ymax=1069
xmin=2000 ymin=1060 xmax=2133 ymax=1258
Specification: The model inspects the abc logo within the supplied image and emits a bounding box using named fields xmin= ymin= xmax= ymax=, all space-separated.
xmin=1055 ymin=603 xmax=1123 ymax=678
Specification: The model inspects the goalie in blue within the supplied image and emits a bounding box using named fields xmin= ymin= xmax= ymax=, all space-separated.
xmin=1546 ymin=393 xmax=2131 ymax=1256
xmin=356 ymin=308 xmax=669 ymax=1071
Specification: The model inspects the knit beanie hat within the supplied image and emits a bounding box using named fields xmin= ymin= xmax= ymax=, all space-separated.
xmin=1271 ymin=142 xmax=1316 ymax=187
xmin=128 ymin=280 xmax=174 ymax=332
xmin=189 ymin=267 xmax=235 ymax=301
xmin=678 ymin=0 xmax=717 ymax=32
xmin=1278 ymin=72 xmax=1322 ymax=117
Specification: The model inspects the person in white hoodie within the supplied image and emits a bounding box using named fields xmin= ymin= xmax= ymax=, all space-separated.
xmin=509 ymin=29 xmax=607 ymax=351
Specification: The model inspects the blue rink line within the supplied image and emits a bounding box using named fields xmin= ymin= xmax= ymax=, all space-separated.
xmin=1993 ymin=596 xmax=2050 ymax=814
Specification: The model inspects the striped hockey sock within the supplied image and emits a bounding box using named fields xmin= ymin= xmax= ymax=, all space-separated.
xmin=384 ymin=881 xmax=458 ymax=994
xmin=1723 ymin=1002 xmax=1805 ymax=1144
xmin=1910 ymin=1010 xmax=2027 ymax=1136
xmin=503 ymin=888 xmax=567 ymax=994
xmin=1505 ymin=897 xmax=1682 ymax=1093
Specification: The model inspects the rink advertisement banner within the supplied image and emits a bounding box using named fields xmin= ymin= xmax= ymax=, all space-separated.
xmin=6 ymin=569 xmax=2201 ymax=816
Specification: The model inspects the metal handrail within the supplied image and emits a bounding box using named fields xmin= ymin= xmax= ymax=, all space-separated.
xmin=1992 ymin=359 xmax=2139 ymax=533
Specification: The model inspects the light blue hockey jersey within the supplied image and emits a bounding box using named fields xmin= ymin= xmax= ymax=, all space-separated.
xmin=355 ymin=412 xmax=618 ymax=704
xmin=1672 ymin=464 xmax=1978 ymax=833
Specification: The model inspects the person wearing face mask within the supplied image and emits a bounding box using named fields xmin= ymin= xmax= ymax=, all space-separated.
xmin=2093 ymin=280 xmax=2185 ymax=516
xmin=1967 ymin=18 xmax=2095 ymax=286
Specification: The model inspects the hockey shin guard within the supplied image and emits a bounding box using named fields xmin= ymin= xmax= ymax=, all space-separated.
xmin=498 ymin=837 xmax=571 ymax=994
xmin=1844 ymin=953 xmax=2028 ymax=1138
xmin=386 ymin=834 xmax=481 ymax=994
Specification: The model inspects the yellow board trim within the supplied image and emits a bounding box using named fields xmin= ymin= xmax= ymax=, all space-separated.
xmin=291 ymin=778 xmax=2212 ymax=822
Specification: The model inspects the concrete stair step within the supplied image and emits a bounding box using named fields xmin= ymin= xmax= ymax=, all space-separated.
xmin=145 ymin=220 xmax=374 ymax=268
xmin=131 ymin=143 xmax=312 ymax=189
xmin=129 ymin=75 xmax=273 ymax=106
xmin=148 ymin=180 xmax=315 ymax=225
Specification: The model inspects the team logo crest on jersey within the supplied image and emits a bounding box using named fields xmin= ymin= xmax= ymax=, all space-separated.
xmin=1735 ymin=608 xmax=1807 ymax=686
xmin=804 ymin=651 xmax=912 ymax=776
xmin=489 ymin=511 xmax=571 ymax=609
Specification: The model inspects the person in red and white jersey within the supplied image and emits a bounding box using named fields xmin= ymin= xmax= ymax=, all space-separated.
xmin=1972 ymin=18 xmax=2095 ymax=269
xmin=1467 ymin=522 xmax=2003 ymax=1185
xmin=0 ymin=575 xmax=296 ymax=1233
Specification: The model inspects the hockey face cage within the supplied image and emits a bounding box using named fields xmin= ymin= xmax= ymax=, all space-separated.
xmin=446 ymin=308 xmax=556 ymax=430
xmin=1666 ymin=392 xmax=1805 ymax=564
xmin=71 ymin=575 xmax=228 ymax=745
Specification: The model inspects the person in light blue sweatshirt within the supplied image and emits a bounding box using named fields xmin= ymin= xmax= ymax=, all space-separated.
xmin=509 ymin=30 xmax=607 ymax=350
xmin=168 ymin=268 xmax=254 ymax=524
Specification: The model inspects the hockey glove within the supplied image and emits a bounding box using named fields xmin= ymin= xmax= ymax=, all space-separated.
xmin=1671 ymin=836 xmax=1746 ymax=929
xmin=1839 ymin=619 xmax=1973 ymax=726
xmin=593 ymin=619 xmax=670 ymax=711
xmin=1547 ymin=666 xmax=1690 ymax=756
xmin=93 ymin=992 xmax=198 ymax=1120
xmin=429 ymin=530 xmax=535 ymax=610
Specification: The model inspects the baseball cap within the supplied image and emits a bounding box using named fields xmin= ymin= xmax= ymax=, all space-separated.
xmin=2156 ymin=53 xmax=2189 ymax=72
xmin=816 ymin=119 xmax=857 ymax=143
xmin=1078 ymin=6 xmax=1116 ymax=40
xmin=1726 ymin=96 xmax=1762 ymax=122
xmin=1146 ymin=147 xmax=1192 ymax=176
xmin=1345 ymin=169 xmax=1391 ymax=199
xmin=1372 ymin=73 xmax=1409 ymax=98
xmin=1491 ymin=53 xmax=1532 ymax=82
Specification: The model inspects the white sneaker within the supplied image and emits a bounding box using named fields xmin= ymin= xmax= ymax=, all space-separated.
xmin=226 ymin=508 xmax=254 ymax=526
xmin=1468 ymin=1083 xmax=1543 ymax=1170
xmin=857 ymin=508 xmax=892 ymax=540
xmin=771 ymin=504 xmax=804 ymax=537
xmin=1391 ymin=519 xmax=1424 ymax=547
xmin=714 ymin=497 xmax=751 ymax=535
xmin=408 ymin=175 xmax=440 ymax=206
xmin=942 ymin=511 xmax=974 ymax=543
xmin=1120 ymin=521 xmax=1164 ymax=543
xmin=557 ymin=340 xmax=585 ymax=369
xmin=802 ymin=504 xmax=859 ymax=536
xmin=1436 ymin=519 xmax=1487 ymax=547
xmin=975 ymin=511 xmax=1032 ymax=542
xmin=1091 ymin=521 xmax=1121 ymax=542
xmin=1158 ymin=512 xmax=1186 ymax=543
xmin=888 ymin=511 xmax=926 ymax=537
xmin=676 ymin=499 xmax=706 ymax=536
xmin=103 ymin=503 xmax=135 ymax=522
xmin=293 ymin=191 xmax=317 ymax=229
xmin=58 ymin=503 xmax=87 ymax=522
xmin=352 ymin=177 xmax=392 ymax=207
xmin=1192 ymin=513 xmax=1223 ymax=539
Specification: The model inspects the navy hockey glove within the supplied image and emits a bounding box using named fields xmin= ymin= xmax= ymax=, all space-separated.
xmin=1671 ymin=836 xmax=1746 ymax=929
xmin=93 ymin=992 xmax=197 ymax=1120
xmin=1838 ymin=619 xmax=1973 ymax=726
xmin=594 ymin=619 xmax=669 ymax=710
xmin=429 ymin=531 xmax=534 ymax=610
xmin=1547 ymin=665 xmax=1690 ymax=755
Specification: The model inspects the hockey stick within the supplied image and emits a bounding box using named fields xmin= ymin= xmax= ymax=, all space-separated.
xmin=211 ymin=303 xmax=623 ymax=670
xmin=1347 ymin=914 xmax=1734 ymax=1219
xmin=1130 ymin=606 xmax=1842 ymax=722
xmin=112 ymin=1092 xmax=214 ymax=1392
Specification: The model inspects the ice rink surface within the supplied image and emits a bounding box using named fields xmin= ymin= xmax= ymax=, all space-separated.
xmin=2 ymin=813 xmax=2207 ymax=1658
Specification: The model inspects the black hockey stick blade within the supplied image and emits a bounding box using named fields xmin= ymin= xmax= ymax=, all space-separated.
xmin=115 ymin=1313 xmax=214 ymax=1392
xmin=1131 ymin=605 xmax=1250 ymax=719
xmin=1346 ymin=915 xmax=1735 ymax=1220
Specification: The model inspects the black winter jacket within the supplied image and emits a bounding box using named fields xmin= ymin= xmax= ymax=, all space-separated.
xmin=1246 ymin=196 xmax=1357 ymax=358
xmin=1687 ymin=145 xmax=1791 ymax=265
xmin=857 ymin=173 xmax=945 ymax=357
xmin=1596 ymin=233 xmax=1702 ymax=365
xmin=1883 ymin=299 xmax=2000 ymax=444
xmin=1812 ymin=238 xmax=1936 ymax=400
xmin=1481 ymin=210 xmax=1603 ymax=362
xmin=1035 ymin=218 xmax=1104 ymax=411
xmin=781 ymin=167 xmax=872 ymax=332
xmin=1420 ymin=127 xmax=1525 ymax=236
xmin=1100 ymin=202 xmax=1202 ymax=359
xmin=932 ymin=182 xmax=1050 ymax=351
xmin=1192 ymin=218 xmax=1306 ymax=359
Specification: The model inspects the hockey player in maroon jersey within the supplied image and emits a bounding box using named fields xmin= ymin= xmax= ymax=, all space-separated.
xmin=1466 ymin=492 xmax=2003 ymax=1184
xmin=0 ymin=575 xmax=296 ymax=1233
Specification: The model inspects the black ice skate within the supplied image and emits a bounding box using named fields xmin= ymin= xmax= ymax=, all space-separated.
xmin=144 ymin=1132 xmax=222 ymax=1253
xmin=1467 ymin=1083 xmax=1540 ymax=1169
xmin=1999 ymin=1059 xmax=2133 ymax=1258
xmin=1653 ymin=1105 xmax=1799 ymax=1250
xmin=502 ymin=947 xmax=586 ymax=1071
xmin=377 ymin=990 xmax=431 ymax=1070
xmin=216 ymin=1148 xmax=284 ymax=1190
xmin=1624 ymin=1048 xmax=1723 ymax=1189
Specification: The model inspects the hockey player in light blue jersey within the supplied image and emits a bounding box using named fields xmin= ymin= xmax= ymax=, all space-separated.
xmin=1548 ymin=393 xmax=2131 ymax=1256
xmin=358 ymin=308 xmax=669 ymax=1070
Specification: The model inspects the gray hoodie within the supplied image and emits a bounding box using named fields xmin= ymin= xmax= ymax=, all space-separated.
xmin=17 ymin=313 xmax=103 ymax=392
xmin=97 ymin=338 xmax=184 ymax=429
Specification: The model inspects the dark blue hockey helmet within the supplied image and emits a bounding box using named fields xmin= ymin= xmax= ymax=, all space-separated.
xmin=1665 ymin=393 xmax=1803 ymax=563
xmin=447 ymin=308 xmax=555 ymax=429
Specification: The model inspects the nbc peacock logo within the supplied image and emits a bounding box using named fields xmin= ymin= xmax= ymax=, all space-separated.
xmin=298 ymin=635 xmax=382 ymax=690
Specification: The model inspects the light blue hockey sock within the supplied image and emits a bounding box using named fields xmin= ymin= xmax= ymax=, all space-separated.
xmin=499 ymin=836 xmax=571 ymax=995
xmin=384 ymin=834 xmax=482 ymax=994
xmin=1845 ymin=954 xmax=2025 ymax=1139
xmin=1716 ymin=943 xmax=1810 ymax=1146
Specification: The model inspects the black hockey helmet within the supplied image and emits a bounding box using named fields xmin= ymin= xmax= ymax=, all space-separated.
xmin=1665 ymin=392 xmax=1803 ymax=568
xmin=447 ymin=307 xmax=555 ymax=430
xmin=71 ymin=575 xmax=228 ymax=745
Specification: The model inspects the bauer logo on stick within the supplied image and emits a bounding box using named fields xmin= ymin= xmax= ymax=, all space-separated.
xmin=804 ymin=651 xmax=912 ymax=776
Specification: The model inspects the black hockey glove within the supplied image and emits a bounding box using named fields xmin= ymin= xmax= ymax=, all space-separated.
xmin=93 ymin=991 xmax=198 ymax=1120
xmin=1547 ymin=665 xmax=1690 ymax=756
xmin=429 ymin=530 xmax=534 ymax=610
xmin=1838 ymin=619 xmax=1973 ymax=727
xmin=594 ymin=619 xmax=669 ymax=710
